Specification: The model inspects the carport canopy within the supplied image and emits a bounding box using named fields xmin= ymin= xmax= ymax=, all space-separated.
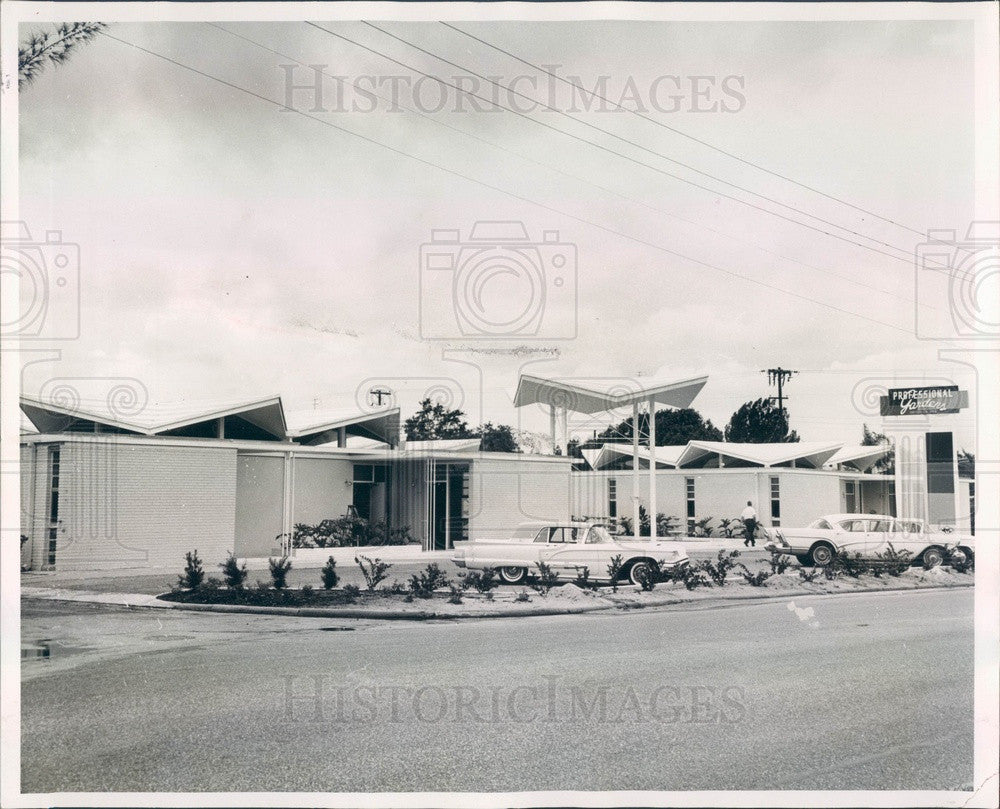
xmin=514 ymin=372 xmax=708 ymax=539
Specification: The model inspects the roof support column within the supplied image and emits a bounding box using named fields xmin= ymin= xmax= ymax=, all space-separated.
xmin=337 ymin=427 xmax=347 ymax=448
xmin=559 ymin=406 xmax=569 ymax=456
xmin=216 ymin=417 xmax=225 ymax=439
xmin=549 ymin=405 xmax=557 ymax=453
xmin=648 ymin=396 xmax=657 ymax=540
xmin=632 ymin=401 xmax=640 ymax=538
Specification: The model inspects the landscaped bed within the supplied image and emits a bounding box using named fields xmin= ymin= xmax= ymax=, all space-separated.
xmin=155 ymin=549 xmax=975 ymax=618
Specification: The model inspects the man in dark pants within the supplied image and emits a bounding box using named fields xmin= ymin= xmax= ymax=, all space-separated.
xmin=740 ymin=501 xmax=759 ymax=547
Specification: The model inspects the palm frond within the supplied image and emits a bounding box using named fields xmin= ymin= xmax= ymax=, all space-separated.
xmin=18 ymin=22 xmax=108 ymax=88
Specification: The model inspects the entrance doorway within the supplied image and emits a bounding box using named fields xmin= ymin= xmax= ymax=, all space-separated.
xmin=430 ymin=463 xmax=469 ymax=550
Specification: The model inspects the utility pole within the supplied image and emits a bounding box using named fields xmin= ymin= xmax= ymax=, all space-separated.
xmin=762 ymin=367 xmax=798 ymax=412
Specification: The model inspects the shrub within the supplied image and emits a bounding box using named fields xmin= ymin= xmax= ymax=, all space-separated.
xmin=341 ymin=584 xmax=361 ymax=601
xmin=672 ymin=564 xmax=711 ymax=590
xmin=769 ymin=554 xmax=793 ymax=576
xmin=200 ymin=575 xmax=222 ymax=591
xmin=869 ymin=542 xmax=913 ymax=576
xmin=300 ymin=584 xmax=315 ymax=601
xmin=718 ymin=518 xmax=742 ymax=539
xmin=634 ymin=564 xmax=656 ymax=592
xmin=657 ymin=514 xmax=683 ymax=537
xmin=947 ymin=547 xmax=973 ymax=574
xmin=740 ymin=568 xmax=772 ymax=587
xmin=219 ymin=553 xmax=248 ymax=589
xmin=293 ymin=517 xmax=419 ymax=549
xmin=832 ymin=551 xmax=869 ymax=579
xmin=606 ymin=554 xmax=625 ymax=592
xmin=798 ymin=567 xmax=819 ymax=582
xmin=532 ymin=561 xmax=560 ymax=594
xmin=178 ymin=550 xmax=205 ymax=590
xmin=573 ymin=566 xmax=593 ymax=589
xmin=459 ymin=568 xmax=499 ymax=594
xmin=822 ymin=563 xmax=838 ymax=581
xmin=409 ymin=563 xmax=450 ymax=598
xmin=268 ymin=556 xmax=292 ymax=589
xmin=320 ymin=556 xmax=339 ymax=589
xmin=693 ymin=516 xmax=714 ymax=537
xmin=447 ymin=584 xmax=464 ymax=604
xmin=356 ymin=555 xmax=391 ymax=591
xmin=700 ymin=549 xmax=741 ymax=586
xmin=514 ymin=590 xmax=530 ymax=603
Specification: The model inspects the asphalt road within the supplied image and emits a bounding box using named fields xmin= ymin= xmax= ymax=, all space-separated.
xmin=21 ymin=587 xmax=973 ymax=793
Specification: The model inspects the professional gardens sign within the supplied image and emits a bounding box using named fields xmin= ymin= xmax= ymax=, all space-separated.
xmin=879 ymin=385 xmax=969 ymax=416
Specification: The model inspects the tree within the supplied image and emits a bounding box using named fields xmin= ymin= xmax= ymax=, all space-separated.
xmin=478 ymin=423 xmax=519 ymax=453
xmin=861 ymin=423 xmax=895 ymax=474
xmin=19 ymin=23 xmax=108 ymax=88
xmin=403 ymin=398 xmax=475 ymax=441
xmin=724 ymin=398 xmax=800 ymax=443
xmin=599 ymin=407 xmax=723 ymax=446
xmin=958 ymin=450 xmax=975 ymax=478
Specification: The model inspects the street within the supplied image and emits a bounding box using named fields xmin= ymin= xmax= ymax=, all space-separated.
xmin=20 ymin=587 xmax=973 ymax=793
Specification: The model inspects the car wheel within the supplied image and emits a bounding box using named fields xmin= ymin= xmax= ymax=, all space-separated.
xmin=809 ymin=543 xmax=835 ymax=566
xmin=922 ymin=546 xmax=945 ymax=568
xmin=958 ymin=546 xmax=974 ymax=565
xmin=499 ymin=566 xmax=527 ymax=585
xmin=628 ymin=560 xmax=656 ymax=586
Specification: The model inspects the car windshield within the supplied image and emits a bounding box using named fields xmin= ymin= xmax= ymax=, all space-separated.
xmin=585 ymin=526 xmax=613 ymax=544
xmin=810 ymin=518 xmax=833 ymax=530
xmin=511 ymin=524 xmax=543 ymax=541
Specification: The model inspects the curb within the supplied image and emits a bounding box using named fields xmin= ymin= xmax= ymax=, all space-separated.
xmin=161 ymin=600 xmax=617 ymax=621
xmin=23 ymin=579 xmax=973 ymax=621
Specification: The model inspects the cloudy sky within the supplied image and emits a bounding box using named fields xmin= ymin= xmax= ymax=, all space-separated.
xmin=16 ymin=16 xmax=983 ymax=446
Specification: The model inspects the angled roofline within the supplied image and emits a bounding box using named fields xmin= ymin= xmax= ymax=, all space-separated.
xmin=513 ymin=373 xmax=709 ymax=413
xmin=151 ymin=395 xmax=287 ymax=435
xmin=19 ymin=394 xmax=153 ymax=435
xmin=678 ymin=440 xmax=844 ymax=468
xmin=287 ymin=407 xmax=401 ymax=438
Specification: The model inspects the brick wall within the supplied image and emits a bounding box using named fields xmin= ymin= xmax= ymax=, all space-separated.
xmin=469 ymin=457 xmax=573 ymax=540
xmin=37 ymin=438 xmax=238 ymax=571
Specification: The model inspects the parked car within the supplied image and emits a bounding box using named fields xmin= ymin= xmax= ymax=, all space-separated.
xmin=452 ymin=520 xmax=689 ymax=586
xmin=763 ymin=513 xmax=975 ymax=568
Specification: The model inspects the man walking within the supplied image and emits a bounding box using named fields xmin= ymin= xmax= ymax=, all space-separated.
xmin=740 ymin=501 xmax=759 ymax=547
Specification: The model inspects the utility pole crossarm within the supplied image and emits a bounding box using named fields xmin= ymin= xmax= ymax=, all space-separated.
xmin=761 ymin=367 xmax=798 ymax=412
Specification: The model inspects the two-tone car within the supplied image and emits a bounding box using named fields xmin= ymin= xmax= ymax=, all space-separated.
xmin=452 ymin=520 xmax=689 ymax=586
xmin=763 ymin=513 xmax=975 ymax=568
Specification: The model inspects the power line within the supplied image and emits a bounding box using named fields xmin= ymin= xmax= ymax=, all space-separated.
xmin=96 ymin=30 xmax=912 ymax=333
xmin=215 ymin=22 xmax=920 ymax=307
xmin=440 ymin=21 xmax=933 ymax=242
xmin=360 ymin=21 xmax=921 ymax=267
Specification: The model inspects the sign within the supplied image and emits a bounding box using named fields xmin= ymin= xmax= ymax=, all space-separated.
xmin=880 ymin=386 xmax=968 ymax=416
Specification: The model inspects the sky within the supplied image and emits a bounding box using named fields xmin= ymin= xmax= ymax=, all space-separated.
xmin=15 ymin=17 xmax=985 ymax=448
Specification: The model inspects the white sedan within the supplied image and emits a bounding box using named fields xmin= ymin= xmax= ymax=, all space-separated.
xmin=764 ymin=513 xmax=975 ymax=568
xmin=452 ymin=521 xmax=690 ymax=586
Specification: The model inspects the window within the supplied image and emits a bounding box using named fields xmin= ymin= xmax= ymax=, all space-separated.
xmin=843 ymin=479 xmax=857 ymax=513
xmin=46 ymin=447 xmax=61 ymax=567
xmin=810 ymin=519 xmax=833 ymax=530
xmin=607 ymin=478 xmax=617 ymax=518
xmin=970 ymin=482 xmax=975 ymax=535
xmin=586 ymin=526 xmax=612 ymax=545
xmin=685 ymin=477 xmax=695 ymax=534
xmin=533 ymin=528 xmax=550 ymax=543
xmin=770 ymin=476 xmax=780 ymax=526
xmin=839 ymin=519 xmax=871 ymax=532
